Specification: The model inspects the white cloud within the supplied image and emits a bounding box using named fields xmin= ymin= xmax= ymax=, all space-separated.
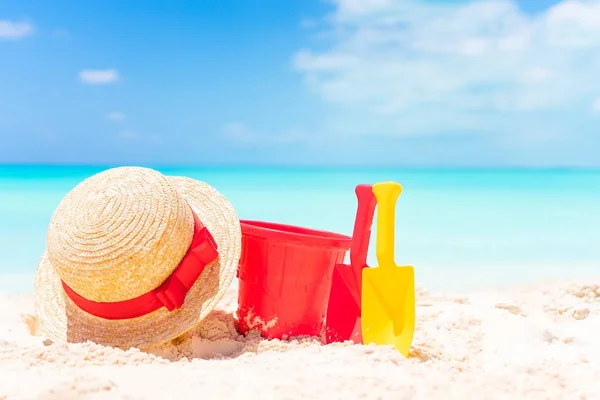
xmin=593 ymin=98 xmax=600 ymax=113
xmin=78 ymin=69 xmax=119 ymax=85
xmin=107 ymin=111 xmax=126 ymax=122
xmin=0 ymin=20 xmax=34 ymax=39
xmin=293 ymin=0 xmax=600 ymax=138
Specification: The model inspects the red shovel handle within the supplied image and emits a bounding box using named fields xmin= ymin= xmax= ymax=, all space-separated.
xmin=350 ymin=184 xmax=377 ymax=269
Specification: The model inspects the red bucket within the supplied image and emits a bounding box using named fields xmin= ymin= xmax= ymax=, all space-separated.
xmin=237 ymin=220 xmax=352 ymax=339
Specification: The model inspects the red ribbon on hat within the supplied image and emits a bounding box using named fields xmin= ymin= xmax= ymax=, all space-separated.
xmin=61 ymin=211 xmax=219 ymax=320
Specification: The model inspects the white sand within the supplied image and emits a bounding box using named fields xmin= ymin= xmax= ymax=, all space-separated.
xmin=1 ymin=279 xmax=599 ymax=399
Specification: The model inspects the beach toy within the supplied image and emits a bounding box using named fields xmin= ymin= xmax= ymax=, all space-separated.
xmin=325 ymin=184 xmax=377 ymax=344
xmin=33 ymin=166 xmax=242 ymax=349
xmin=361 ymin=181 xmax=415 ymax=357
xmin=237 ymin=220 xmax=352 ymax=339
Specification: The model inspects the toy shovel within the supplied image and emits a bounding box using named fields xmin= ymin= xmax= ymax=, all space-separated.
xmin=325 ymin=184 xmax=377 ymax=344
xmin=361 ymin=181 xmax=415 ymax=357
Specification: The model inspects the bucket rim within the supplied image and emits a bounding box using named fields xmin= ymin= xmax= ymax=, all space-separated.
xmin=240 ymin=219 xmax=352 ymax=249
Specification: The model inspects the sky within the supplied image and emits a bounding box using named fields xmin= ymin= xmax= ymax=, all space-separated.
xmin=1 ymin=0 xmax=600 ymax=167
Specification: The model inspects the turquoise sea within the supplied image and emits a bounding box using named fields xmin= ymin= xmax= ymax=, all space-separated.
xmin=0 ymin=165 xmax=599 ymax=293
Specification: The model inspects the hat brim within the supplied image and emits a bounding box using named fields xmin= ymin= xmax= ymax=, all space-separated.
xmin=34 ymin=176 xmax=242 ymax=349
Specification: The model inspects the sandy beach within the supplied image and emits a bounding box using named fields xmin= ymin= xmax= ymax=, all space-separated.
xmin=0 ymin=278 xmax=598 ymax=399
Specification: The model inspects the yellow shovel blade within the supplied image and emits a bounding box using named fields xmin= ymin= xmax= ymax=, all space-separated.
xmin=362 ymin=265 xmax=415 ymax=357
xmin=361 ymin=181 xmax=416 ymax=357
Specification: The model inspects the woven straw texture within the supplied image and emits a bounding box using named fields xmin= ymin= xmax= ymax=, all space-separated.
xmin=34 ymin=166 xmax=241 ymax=349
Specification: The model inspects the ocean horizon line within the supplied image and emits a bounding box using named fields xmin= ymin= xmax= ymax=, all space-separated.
xmin=1 ymin=163 xmax=600 ymax=173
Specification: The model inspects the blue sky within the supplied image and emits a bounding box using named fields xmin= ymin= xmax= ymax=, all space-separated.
xmin=1 ymin=0 xmax=599 ymax=166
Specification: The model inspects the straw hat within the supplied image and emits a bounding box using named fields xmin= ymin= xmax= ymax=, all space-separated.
xmin=34 ymin=166 xmax=242 ymax=349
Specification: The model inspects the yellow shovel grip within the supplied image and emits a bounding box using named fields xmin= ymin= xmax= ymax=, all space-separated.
xmin=372 ymin=181 xmax=402 ymax=269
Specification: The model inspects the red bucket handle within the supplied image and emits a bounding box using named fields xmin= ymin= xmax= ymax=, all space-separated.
xmin=350 ymin=184 xmax=377 ymax=269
